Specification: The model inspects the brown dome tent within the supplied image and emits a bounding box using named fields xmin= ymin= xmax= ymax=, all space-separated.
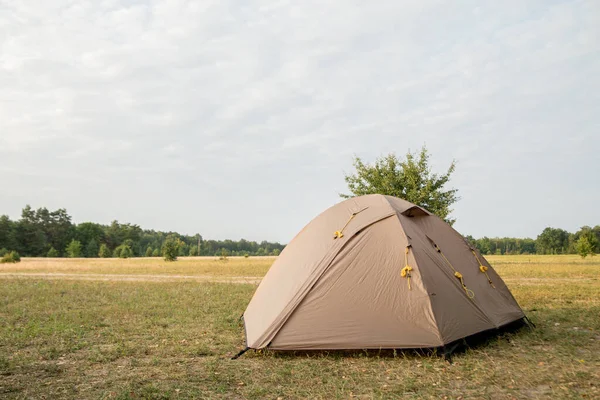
xmin=235 ymin=194 xmax=525 ymax=357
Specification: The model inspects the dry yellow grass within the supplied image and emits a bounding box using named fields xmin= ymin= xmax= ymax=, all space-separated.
xmin=0 ymin=255 xmax=598 ymax=399
xmin=0 ymin=256 xmax=274 ymax=277
xmin=488 ymin=254 xmax=599 ymax=279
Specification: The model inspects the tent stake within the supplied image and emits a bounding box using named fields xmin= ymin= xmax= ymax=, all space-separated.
xmin=442 ymin=341 xmax=460 ymax=363
xmin=441 ymin=346 xmax=452 ymax=363
xmin=524 ymin=316 xmax=536 ymax=330
xmin=231 ymin=347 xmax=250 ymax=360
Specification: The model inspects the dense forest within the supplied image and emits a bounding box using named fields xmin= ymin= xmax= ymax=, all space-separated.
xmin=0 ymin=205 xmax=598 ymax=258
xmin=0 ymin=206 xmax=285 ymax=258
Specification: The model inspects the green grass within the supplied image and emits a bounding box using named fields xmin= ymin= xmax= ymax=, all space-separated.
xmin=0 ymin=255 xmax=599 ymax=399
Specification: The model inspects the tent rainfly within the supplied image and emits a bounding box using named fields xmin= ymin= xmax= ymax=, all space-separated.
xmin=235 ymin=194 xmax=526 ymax=358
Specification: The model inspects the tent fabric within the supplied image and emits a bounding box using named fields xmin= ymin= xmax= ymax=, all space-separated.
xmin=242 ymin=194 xmax=524 ymax=350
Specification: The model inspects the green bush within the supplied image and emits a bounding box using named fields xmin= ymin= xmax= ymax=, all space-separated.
xmin=47 ymin=247 xmax=59 ymax=257
xmin=1 ymin=251 xmax=21 ymax=264
xmin=98 ymin=244 xmax=111 ymax=258
xmin=0 ymin=248 xmax=8 ymax=257
xmin=152 ymin=248 xmax=160 ymax=257
xmin=576 ymin=236 xmax=595 ymax=258
xmin=162 ymin=237 xmax=183 ymax=262
xmin=65 ymin=239 xmax=82 ymax=258
xmin=113 ymin=245 xmax=133 ymax=258
xmin=115 ymin=244 xmax=133 ymax=259
xmin=121 ymin=245 xmax=133 ymax=258
xmin=145 ymin=246 xmax=153 ymax=257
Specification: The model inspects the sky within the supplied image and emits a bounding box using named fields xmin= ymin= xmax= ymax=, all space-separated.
xmin=1 ymin=0 xmax=599 ymax=243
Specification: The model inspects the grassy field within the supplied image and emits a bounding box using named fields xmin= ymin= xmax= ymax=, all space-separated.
xmin=0 ymin=255 xmax=598 ymax=399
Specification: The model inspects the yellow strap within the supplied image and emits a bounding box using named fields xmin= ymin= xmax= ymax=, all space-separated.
xmin=334 ymin=214 xmax=354 ymax=239
xmin=472 ymin=250 xmax=495 ymax=288
xmin=333 ymin=208 xmax=368 ymax=239
xmin=435 ymin=244 xmax=475 ymax=299
xmin=401 ymin=246 xmax=413 ymax=290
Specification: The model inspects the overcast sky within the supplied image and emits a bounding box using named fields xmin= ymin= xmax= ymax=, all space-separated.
xmin=1 ymin=0 xmax=599 ymax=243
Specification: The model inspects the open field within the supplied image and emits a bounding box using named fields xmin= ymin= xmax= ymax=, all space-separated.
xmin=1 ymin=255 xmax=599 ymax=399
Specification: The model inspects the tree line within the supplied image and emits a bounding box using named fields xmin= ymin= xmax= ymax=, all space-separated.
xmin=1 ymin=205 xmax=598 ymax=259
xmin=0 ymin=205 xmax=285 ymax=258
xmin=466 ymin=226 xmax=600 ymax=256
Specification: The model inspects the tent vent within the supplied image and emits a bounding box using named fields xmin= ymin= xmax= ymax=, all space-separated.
xmin=401 ymin=206 xmax=429 ymax=218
